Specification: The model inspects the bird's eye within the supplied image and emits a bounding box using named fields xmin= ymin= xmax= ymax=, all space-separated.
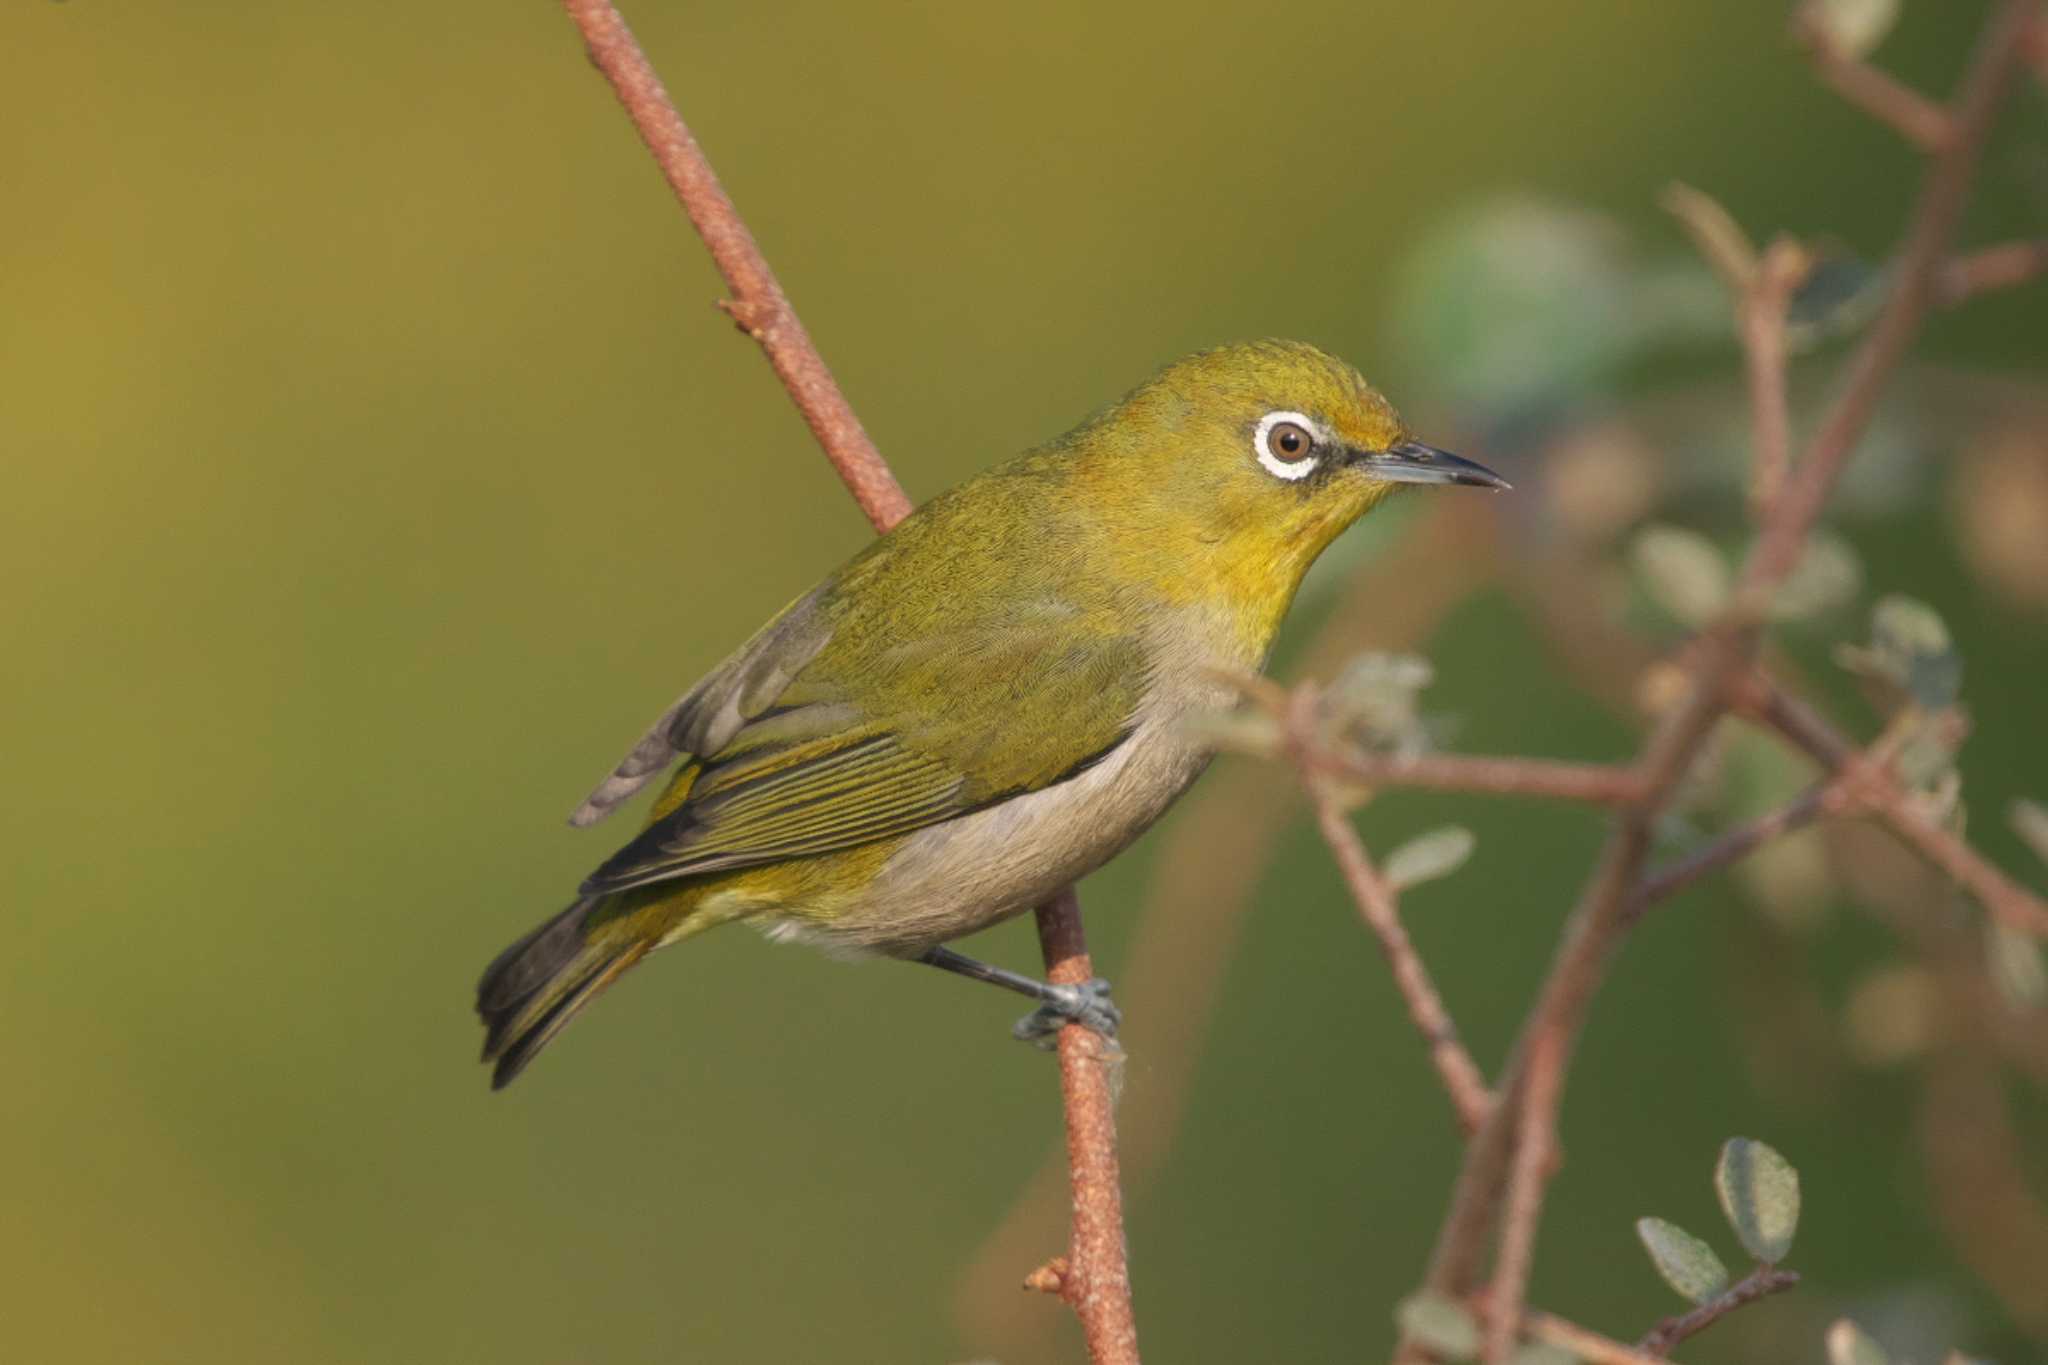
xmin=1253 ymin=411 xmax=1321 ymax=481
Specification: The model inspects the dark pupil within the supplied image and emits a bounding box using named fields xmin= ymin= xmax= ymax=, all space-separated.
xmin=1273 ymin=424 xmax=1308 ymax=458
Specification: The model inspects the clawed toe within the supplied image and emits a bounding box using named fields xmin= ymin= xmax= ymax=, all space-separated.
xmin=1012 ymin=977 xmax=1121 ymax=1049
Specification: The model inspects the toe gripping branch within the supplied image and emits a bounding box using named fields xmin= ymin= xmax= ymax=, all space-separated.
xmin=916 ymin=945 xmax=1123 ymax=1048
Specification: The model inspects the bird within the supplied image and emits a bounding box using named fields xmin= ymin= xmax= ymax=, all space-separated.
xmin=476 ymin=339 xmax=1507 ymax=1087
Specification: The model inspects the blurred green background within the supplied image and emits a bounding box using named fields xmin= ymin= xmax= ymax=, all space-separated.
xmin=5 ymin=3 xmax=2045 ymax=1362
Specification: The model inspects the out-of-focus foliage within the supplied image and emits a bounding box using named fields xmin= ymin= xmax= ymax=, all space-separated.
xmin=1383 ymin=826 xmax=1478 ymax=892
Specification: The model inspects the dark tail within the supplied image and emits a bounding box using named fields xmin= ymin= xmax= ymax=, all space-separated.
xmin=476 ymin=897 xmax=647 ymax=1089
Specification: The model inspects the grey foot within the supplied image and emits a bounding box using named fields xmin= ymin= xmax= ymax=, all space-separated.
xmin=1011 ymin=977 xmax=1121 ymax=1049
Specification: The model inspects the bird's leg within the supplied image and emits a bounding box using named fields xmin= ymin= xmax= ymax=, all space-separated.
xmin=914 ymin=945 xmax=1121 ymax=1049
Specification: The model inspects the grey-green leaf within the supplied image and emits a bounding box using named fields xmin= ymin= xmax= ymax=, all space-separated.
xmin=1633 ymin=525 xmax=1731 ymax=627
xmin=1714 ymin=1137 xmax=1801 ymax=1263
xmin=1874 ymin=594 xmax=1962 ymax=709
xmin=1384 ymin=826 xmax=1478 ymax=891
xmin=2011 ymin=798 xmax=2048 ymax=870
xmin=1826 ymin=1318 xmax=1893 ymax=1365
xmin=1396 ymin=1290 xmax=1480 ymax=1359
xmin=1987 ymin=919 xmax=2048 ymax=1010
xmin=1325 ymin=651 xmax=1435 ymax=751
xmin=1771 ymin=532 xmax=1863 ymax=622
xmin=1806 ymin=0 xmax=1901 ymax=59
xmin=1635 ymin=1217 xmax=1731 ymax=1304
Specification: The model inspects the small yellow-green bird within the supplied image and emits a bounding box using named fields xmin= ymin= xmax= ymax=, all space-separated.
xmin=477 ymin=340 xmax=1505 ymax=1086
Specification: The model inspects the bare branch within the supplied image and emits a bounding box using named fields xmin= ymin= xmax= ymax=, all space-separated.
xmin=1308 ymin=745 xmax=1648 ymax=808
xmin=1937 ymin=239 xmax=2048 ymax=305
xmin=558 ymin=5 xmax=1136 ymax=1358
xmin=561 ymin=0 xmax=910 ymax=530
xmin=1637 ymin=1265 xmax=1801 ymax=1357
xmin=1742 ymin=238 xmax=1809 ymax=520
xmin=1304 ymin=782 xmax=1493 ymax=1135
xmin=1482 ymin=1033 xmax=1564 ymax=1363
xmin=1032 ymin=888 xmax=1142 ymax=1364
xmin=1795 ymin=9 xmax=1956 ymax=151
xmin=1737 ymin=676 xmax=2048 ymax=937
xmin=1662 ymin=182 xmax=1760 ymax=291
xmin=1629 ymin=781 xmax=1839 ymax=915
xmin=1472 ymin=1298 xmax=1681 ymax=1365
xmin=1223 ymin=668 xmax=1647 ymax=807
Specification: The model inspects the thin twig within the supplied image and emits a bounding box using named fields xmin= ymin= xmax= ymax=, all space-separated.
xmin=1662 ymin=182 xmax=1760 ymax=292
xmin=1742 ymin=238 xmax=1809 ymax=520
xmin=1937 ymin=239 xmax=2048 ymax=305
xmin=1031 ymin=888 xmax=1142 ymax=1364
xmin=1482 ymin=1032 xmax=1563 ymax=1364
xmin=1795 ymin=9 xmax=1956 ymax=151
xmin=1472 ymin=1298 xmax=1682 ymax=1365
xmin=1736 ymin=676 xmax=2048 ymax=937
xmin=1629 ymin=781 xmax=1840 ymax=917
xmin=1407 ymin=3 xmax=2036 ymax=1342
xmin=1304 ymin=779 xmax=1494 ymax=1135
xmin=560 ymin=0 xmax=908 ymax=530
xmin=1308 ymin=745 xmax=1648 ymax=808
xmin=1637 ymin=1265 xmax=1801 ymax=1357
xmin=1219 ymin=667 xmax=1647 ymax=807
xmin=558 ymin=5 xmax=1137 ymax=1358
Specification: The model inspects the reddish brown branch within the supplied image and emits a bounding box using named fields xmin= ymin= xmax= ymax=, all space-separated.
xmin=1637 ymin=1265 xmax=1801 ymax=1357
xmin=1795 ymin=9 xmax=1956 ymax=151
xmin=1032 ymin=888 xmax=1142 ymax=1364
xmin=1304 ymin=784 xmax=1494 ymax=1135
xmin=1742 ymin=239 xmax=1807 ymax=519
xmin=560 ymin=0 xmax=911 ymax=531
xmin=559 ymin=4 xmax=1136 ymax=1358
xmin=1482 ymin=1032 xmax=1564 ymax=1363
xmin=1469 ymin=1296 xmax=1676 ymax=1365
xmin=1736 ymin=676 xmax=2048 ymax=937
xmin=1629 ymin=781 xmax=1839 ymax=916
xmin=1308 ymin=745 xmax=1647 ymax=808
xmin=1937 ymin=239 xmax=2048 ymax=305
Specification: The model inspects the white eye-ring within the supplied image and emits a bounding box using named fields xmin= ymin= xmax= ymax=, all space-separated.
xmin=1254 ymin=410 xmax=1322 ymax=481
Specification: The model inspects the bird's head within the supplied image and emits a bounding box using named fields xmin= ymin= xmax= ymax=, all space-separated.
xmin=1065 ymin=340 xmax=1506 ymax=606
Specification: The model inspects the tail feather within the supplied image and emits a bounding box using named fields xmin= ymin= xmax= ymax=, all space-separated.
xmin=477 ymin=897 xmax=646 ymax=1089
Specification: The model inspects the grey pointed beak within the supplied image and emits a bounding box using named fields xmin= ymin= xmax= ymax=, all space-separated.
xmin=1352 ymin=440 xmax=1511 ymax=491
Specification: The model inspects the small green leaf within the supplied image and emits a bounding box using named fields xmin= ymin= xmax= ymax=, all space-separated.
xmin=1839 ymin=595 xmax=1962 ymax=710
xmin=1633 ymin=525 xmax=1731 ymax=627
xmin=1771 ymin=532 xmax=1863 ymax=622
xmin=1986 ymin=919 xmax=2048 ymax=1011
xmin=1806 ymin=0 xmax=1901 ymax=58
xmin=1384 ymin=826 xmax=1477 ymax=890
xmin=2011 ymin=798 xmax=2048 ymax=869
xmin=1325 ymin=652 xmax=1434 ymax=751
xmin=1826 ymin=1318 xmax=1893 ymax=1365
xmin=1876 ymin=595 xmax=1962 ymax=709
xmin=1714 ymin=1138 xmax=1801 ymax=1263
xmin=1396 ymin=1290 xmax=1480 ymax=1359
xmin=1635 ymin=1217 xmax=1731 ymax=1304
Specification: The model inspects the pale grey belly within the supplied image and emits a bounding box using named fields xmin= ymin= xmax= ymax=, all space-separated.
xmin=767 ymin=715 xmax=1214 ymax=956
